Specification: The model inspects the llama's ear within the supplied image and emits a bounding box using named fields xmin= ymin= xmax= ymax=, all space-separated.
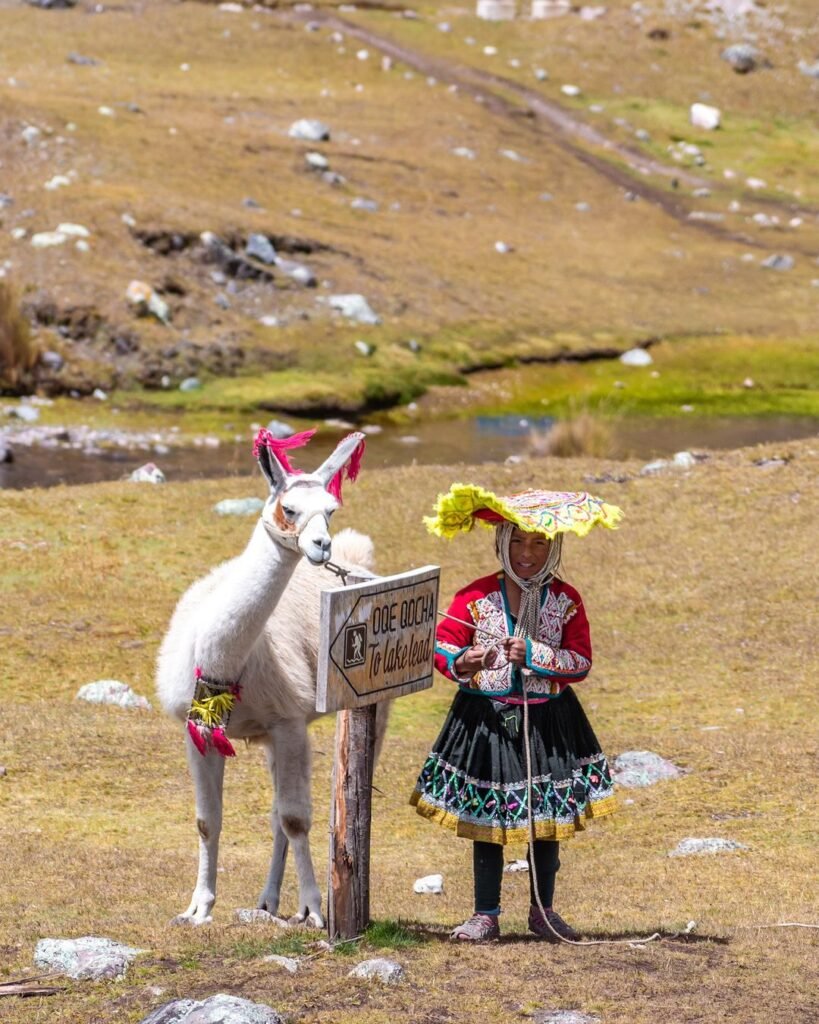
xmin=315 ymin=432 xmax=366 ymax=489
xmin=256 ymin=444 xmax=289 ymax=494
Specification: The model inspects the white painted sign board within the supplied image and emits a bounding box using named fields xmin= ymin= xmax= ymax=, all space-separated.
xmin=316 ymin=566 xmax=440 ymax=713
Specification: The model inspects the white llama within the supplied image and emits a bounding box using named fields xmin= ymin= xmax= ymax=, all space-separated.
xmin=156 ymin=428 xmax=380 ymax=927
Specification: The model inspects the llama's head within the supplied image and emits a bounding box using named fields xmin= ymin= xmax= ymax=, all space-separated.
xmin=253 ymin=428 xmax=366 ymax=565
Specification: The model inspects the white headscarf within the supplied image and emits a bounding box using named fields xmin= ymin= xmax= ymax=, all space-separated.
xmin=495 ymin=522 xmax=563 ymax=640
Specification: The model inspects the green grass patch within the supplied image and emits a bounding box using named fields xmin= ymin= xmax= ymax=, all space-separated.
xmin=363 ymin=919 xmax=424 ymax=951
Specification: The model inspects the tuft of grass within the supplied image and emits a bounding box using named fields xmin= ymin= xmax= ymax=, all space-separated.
xmin=529 ymin=409 xmax=614 ymax=458
xmin=363 ymin=919 xmax=424 ymax=951
xmin=0 ymin=283 xmax=38 ymax=391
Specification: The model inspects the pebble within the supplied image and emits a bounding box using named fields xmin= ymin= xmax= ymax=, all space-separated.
xmin=690 ymin=102 xmax=720 ymax=130
xmin=413 ymin=873 xmax=444 ymax=894
xmin=138 ymin=994 xmax=285 ymax=1024
xmin=35 ymin=937 xmax=146 ymax=981
xmin=494 ymin=241 xmax=512 ymax=253
xmin=305 ymin=151 xmax=329 ymax=170
xmin=288 ymin=118 xmax=330 ymax=141
xmin=76 ymin=680 xmax=152 ymax=710
xmin=213 ymin=498 xmax=265 ymax=517
xmin=534 ymin=67 xmax=548 ymax=81
xmin=669 ymin=837 xmax=748 ymax=857
xmin=619 ymin=347 xmax=652 ymax=367
xmin=129 ymin=462 xmax=166 ymax=484
xmin=561 ymin=84 xmax=582 ymax=96
xmin=612 ymin=750 xmax=685 ymax=786
xmin=348 ymin=958 xmax=405 ymax=984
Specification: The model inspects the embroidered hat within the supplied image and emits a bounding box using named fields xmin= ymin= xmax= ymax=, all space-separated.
xmin=424 ymin=483 xmax=623 ymax=540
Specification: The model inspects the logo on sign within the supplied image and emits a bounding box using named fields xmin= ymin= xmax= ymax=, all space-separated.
xmin=343 ymin=623 xmax=368 ymax=668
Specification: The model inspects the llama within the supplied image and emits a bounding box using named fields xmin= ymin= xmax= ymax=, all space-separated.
xmin=156 ymin=428 xmax=380 ymax=927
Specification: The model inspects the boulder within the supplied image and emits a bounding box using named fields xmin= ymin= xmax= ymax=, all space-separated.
xmin=34 ymin=937 xmax=145 ymax=981
xmin=612 ymin=750 xmax=684 ymax=787
xmin=76 ymin=680 xmax=152 ymax=710
xmin=288 ymin=119 xmax=330 ymax=142
xmin=139 ymin=994 xmax=285 ymax=1024
xmin=348 ymin=958 xmax=405 ymax=984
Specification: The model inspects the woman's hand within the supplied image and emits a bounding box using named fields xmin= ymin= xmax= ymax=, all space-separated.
xmin=502 ymin=636 xmax=527 ymax=665
xmin=455 ymin=646 xmax=498 ymax=674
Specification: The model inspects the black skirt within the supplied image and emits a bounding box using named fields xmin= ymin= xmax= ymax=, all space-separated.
xmin=410 ymin=688 xmax=616 ymax=844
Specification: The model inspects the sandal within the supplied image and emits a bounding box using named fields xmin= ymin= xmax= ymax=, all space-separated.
xmin=450 ymin=912 xmax=501 ymax=942
xmin=528 ymin=906 xmax=579 ymax=943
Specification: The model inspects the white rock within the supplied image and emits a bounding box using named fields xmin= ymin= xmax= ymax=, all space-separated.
xmin=218 ymin=2 xmax=245 ymax=10
xmin=31 ymin=230 xmax=67 ymax=247
xmin=75 ymin=240 xmax=90 ymax=253
xmin=561 ymin=84 xmax=582 ymax=96
xmin=288 ymin=118 xmax=330 ymax=141
xmin=612 ymin=751 xmax=684 ymax=786
xmin=619 ymin=347 xmax=652 ymax=366
xmin=125 ymin=280 xmax=171 ymax=324
xmin=138 ymin=994 xmax=285 ymax=1024
xmin=746 ymin=177 xmax=766 ymax=190
xmin=259 ymin=315 xmax=280 ymax=327
xmin=690 ymin=102 xmax=721 ymax=130
xmin=11 ymin=227 xmax=27 ymax=240
xmin=672 ymin=450 xmax=696 ymax=468
xmin=305 ymin=151 xmax=329 ymax=170
xmin=533 ymin=1013 xmax=600 ymax=1024
xmin=452 ymin=146 xmax=476 ymax=159
xmin=483 ymin=46 xmax=498 ymax=55
xmin=354 ymin=339 xmax=374 ymax=356
xmin=129 ymin=462 xmax=166 ymax=484
xmin=579 ymin=6 xmax=607 ymax=20
xmin=8 ymin=404 xmax=40 ymax=423
xmin=263 ymin=954 xmax=299 ymax=973
xmin=213 ymin=498 xmax=265 ymax=517
xmin=348 ymin=958 xmax=405 ymax=984
xmin=476 ymin=0 xmax=517 ymax=20
xmin=76 ymin=680 xmax=152 ymax=710
xmin=356 ymin=49 xmax=369 ymax=60
xmin=35 ymin=937 xmax=146 ymax=981
xmin=500 ymin=148 xmax=524 ymax=162
xmin=534 ymin=67 xmax=549 ymax=81
xmin=504 ymin=858 xmax=529 ymax=873
xmin=233 ymin=908 xmax=288 ymax=926
xmin=413 ymin=873 xmax=444 ymax=894
xmin=327 ymin=293 xmax=380 ymax=324
xmin=44 ymin=174 xmax=71 ymax=191
xmin=21 ymin=125 xmax=41 ymax=145
xmin=669 ymin=837 xmax=748 ymax=857
xmin=640 ymin=458 xmax=669 ymax=476
xmin=494 ymin=241 xmax=512 ymax=253
xmin=98 ymin=106 xmax=115 ymax=117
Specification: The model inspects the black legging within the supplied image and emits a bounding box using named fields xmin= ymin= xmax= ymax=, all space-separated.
xmin=474 ymin=840 xmax=561 ymax=913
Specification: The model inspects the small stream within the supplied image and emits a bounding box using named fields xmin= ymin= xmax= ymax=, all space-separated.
xmin=1 ymin=414 xmax=816 ymax=491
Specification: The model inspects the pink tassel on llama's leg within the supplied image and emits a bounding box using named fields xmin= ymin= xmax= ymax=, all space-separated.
xmin=187 ymin=718 xmax=209 ymax=757
xmin=211 ymin=728 xmax=236 ymax=758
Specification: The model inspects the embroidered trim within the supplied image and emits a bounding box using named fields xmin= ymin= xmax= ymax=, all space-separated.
xmin=186 ymin=667 xmax=242 ymax=758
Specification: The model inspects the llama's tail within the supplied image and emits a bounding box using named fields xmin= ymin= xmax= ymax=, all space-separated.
xmin=330 ymin=528 xmax=376 ymax=575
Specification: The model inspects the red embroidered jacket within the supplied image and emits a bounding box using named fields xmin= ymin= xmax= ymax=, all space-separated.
xmin=435 ymin=571 xmax=592 ymax=703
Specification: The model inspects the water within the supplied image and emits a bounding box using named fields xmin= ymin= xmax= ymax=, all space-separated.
xmin=1 ymin=414 xmax=816 ymax=490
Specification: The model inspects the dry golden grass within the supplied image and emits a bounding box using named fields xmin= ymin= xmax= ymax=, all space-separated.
xmin=0 ymin=282 xmax=37 ymax=389
xmin=1 ymin=440 xmax=817 ymax=1022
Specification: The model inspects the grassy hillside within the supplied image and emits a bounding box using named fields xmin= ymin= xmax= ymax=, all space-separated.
xmin=0 ymin=440 xmax=816 ymax=1022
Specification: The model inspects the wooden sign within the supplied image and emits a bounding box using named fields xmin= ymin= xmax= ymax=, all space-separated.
xmin=316 ymin=566 xmax=440 ymax=714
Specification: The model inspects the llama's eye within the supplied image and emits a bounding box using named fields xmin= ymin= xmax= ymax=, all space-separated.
xmin=281 ymin=505 xmax=296 ymax=521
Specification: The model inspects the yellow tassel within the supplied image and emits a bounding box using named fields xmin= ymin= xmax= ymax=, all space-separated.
xmin=190 ymin=691 xmax=236 ymax=728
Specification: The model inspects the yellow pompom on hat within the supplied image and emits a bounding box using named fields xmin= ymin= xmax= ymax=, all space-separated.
xmin=424 ymin=483 xmax=623 ymax=540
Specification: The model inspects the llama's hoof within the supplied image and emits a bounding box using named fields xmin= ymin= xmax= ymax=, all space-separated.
xmin=171 ymin=912 xmax=213 ymax=927
xmin=288 ymin=910 xmax=325 ymax=929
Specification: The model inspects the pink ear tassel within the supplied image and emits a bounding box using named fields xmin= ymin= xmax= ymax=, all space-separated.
xmin=253 ymin=427 xmax=317 ymax=474
xmin=327 ymin=437 xmax=366 ymax=505
xmin=211 ymin=728 xmax=236 ymax=758
xmin=187 ymin=718 xmax=208 ymax=757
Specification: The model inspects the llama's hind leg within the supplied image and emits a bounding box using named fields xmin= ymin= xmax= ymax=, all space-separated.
xmin=257 ymin=742 xmax=290 ymax=919
xmin=173 ymin=734 xmax=226 ymax=926
xmin=269 ymin=718 xmax=324 ymax=929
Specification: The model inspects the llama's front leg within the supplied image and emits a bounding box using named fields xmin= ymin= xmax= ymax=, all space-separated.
xmin=173 ymin=735 xmax=226 ymax=926
xmin=257 ymin=743 xmax=289 ymax=918
xmin=269 ymin=719 xmax=324 ymax=929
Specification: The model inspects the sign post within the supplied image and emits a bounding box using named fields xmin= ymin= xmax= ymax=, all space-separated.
xmin=318 ymin=566 xmax=439 ymax=939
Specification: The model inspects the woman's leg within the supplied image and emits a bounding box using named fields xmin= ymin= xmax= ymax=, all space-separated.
xmin=528 ymin=839 xmax=560 ymax=909
xmin=474 ymin=840 xmax=504 ymax=913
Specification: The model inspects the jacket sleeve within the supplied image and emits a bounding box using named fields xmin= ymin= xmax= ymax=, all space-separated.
xmin=524 ymin=590 xmax=592 ymax=695
xmin=434 ymin=588 xmax=479 ymax=684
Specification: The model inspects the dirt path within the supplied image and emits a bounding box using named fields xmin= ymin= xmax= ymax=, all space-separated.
xmin=287 ymin=9 xmax=817 ymax=255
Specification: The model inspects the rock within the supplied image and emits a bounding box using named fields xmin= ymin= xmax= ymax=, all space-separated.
xmin=126 ymin=280 xmax=171 ymax=324
xmin=579 ymin=6 xmax=607 ymax=21
xmin=259 ymin=315 xmax=280 ymax=328
xmin=274 ymin=256 xmax=316 ymax=286
xmin=44 ymin=174 xmax=72 ymax=190
xmin=477 ymin=0 xmax=516 ymax=20
xmin=354 ymin=339 xmax=375 ymax=357
xmin=76 ymin=680 xmax=152 ymax=710
xmin=213 ymin=498 xmax=265 ymax=517
xmin=8 ymin=404 xmax=40 ymax=423
xmin=233 ymin=908 xmax=288 ymax=926
xmin=139 ymin=994 xmax=285 ymax=1024
xmin=348 ymin=958 xmax=405 ymax=984
xmin=504 ymin=858 xmax=529 ymax=873
xmin=690 ymin=102 xmax=721 ymax=130
xmin=746 ymin=177 xmax=766 ymax=190
xmin=530 ymin=1013 xmax=600 ymax=1024
xmin=129 ymin=463 xmax=166 ymax=484
xmin=67 ymin=52 xmax=101 ymax=66
xmin=612 ymin=750 xmax=685 ymax=787
xmin=721 ymin=43 xmax=765 ymax=73
xmin=761 ymin=254 xmax=794 ymax=271
xmin=351 ymin=197 xmax=379 ymax=212
xmin=305 ymin=151 xmax=329 ymax=170
xmin=669 ymin=837 xmax=748 ymax=857
xmin=635 ymin=128 xmax=651 ymax=142
xmin=288 ymin=118 xmax=330 ymax=141
xmin=561 ymin=84 xmax=582 ymax=96
xmin=21 ymin=125 xmax=41 ymax=145
xmin=243 ymin=197 xmax=262 ymax=209
xmin=179 ymin=377 xmax=201 ymax=392
xmin=531 ymin=0 xmax=571 ymax=19
xmin=494 ymin=241 xmax=512 ymax=254
xmin=797 ymin=59 xmax=819 ymax=79
xmin=263 ymin=954 xmax=299 ymax=973
xmin=534 ymin=67 xmax=549 ymax=81
xmin=672 ymin=450 xmax=696 ymax=469
xmin=34 ymin=937 xmax=145 ymax=980
xmin=619 ymin=347 xmax=652 ymax=367
xmin=246 ymin=234 xmax=277 ymax=264
xmin=452 ymin=146 xmax=476 ymax=159
xmin=327 ymin=294 xmax=380 ymax=324
xmin=413 ymin=873 xmax=444 ymax=894
xmin=31 ymin=230 xmax=68 ymax=248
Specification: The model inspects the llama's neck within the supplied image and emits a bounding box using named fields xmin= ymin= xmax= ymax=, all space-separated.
xmin=194 ymin=520 xmax=301 ymax=680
